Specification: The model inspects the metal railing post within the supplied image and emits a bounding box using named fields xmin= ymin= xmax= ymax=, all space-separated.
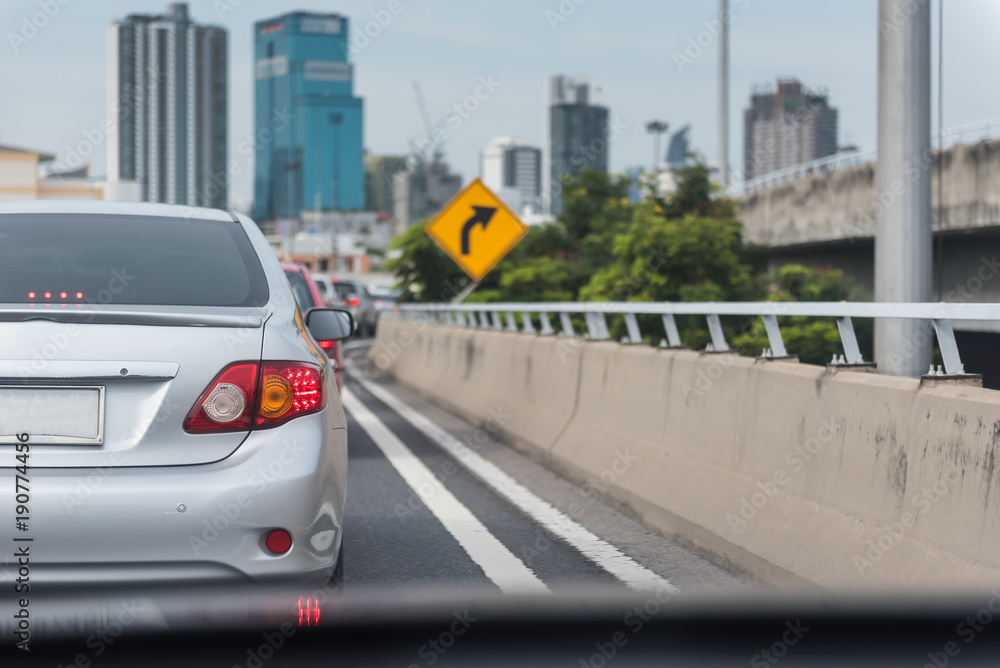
xmin=624 ymin=313 xmax=642 ymax=344
xmin=835 ymin=316 xmax=863 ymax=364
xmin=705 ymin=314 xmax=729 ymax=351
xmin=559 ymin=312 xmax=574 ymax=337
xmin=585 ymin=312 xmax=610 ymax=340
xmin=932 ymin=319 xmax=963 ymax=374
xmin=540 ymin=312 xmax=555 ymax=336
xmin=506 ymin=311 xmax=518 ymax=332
xmin=522 ymin=311 xmax=535 ymax=334
xmin=761 ymin=314 xmax=788 ymax=357
xmin=661 ymin=314 xmax=682 ymax=347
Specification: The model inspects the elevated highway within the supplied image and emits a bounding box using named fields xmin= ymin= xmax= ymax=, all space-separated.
xmin=739 ymin=137 xmax=1000 ymax=313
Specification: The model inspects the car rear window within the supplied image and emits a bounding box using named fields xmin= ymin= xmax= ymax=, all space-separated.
xmin=0 ymin=214 xmax=268 ymax=307
xmin=284 ymin=270 xmax=317 ymax=311
xmin=334 ymin=284 xmax=356 ymax=299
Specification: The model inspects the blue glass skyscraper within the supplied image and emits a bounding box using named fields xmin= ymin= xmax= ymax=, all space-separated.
xmin=253 ymin=12 xmax=363 ymax=222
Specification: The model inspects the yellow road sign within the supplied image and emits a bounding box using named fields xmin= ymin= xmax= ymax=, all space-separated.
xmin=424 ymin=178 xmax=530 ymax=282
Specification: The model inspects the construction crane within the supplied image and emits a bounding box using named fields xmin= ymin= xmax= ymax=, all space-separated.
xmin=412 ymin=81 xmax=444 ymax=163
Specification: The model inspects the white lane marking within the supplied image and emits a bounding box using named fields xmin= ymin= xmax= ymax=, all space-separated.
xmin=349 ymin=374 xmax=680 ymax=596
xmin=341 ymin=386 xmax=550 ymax=595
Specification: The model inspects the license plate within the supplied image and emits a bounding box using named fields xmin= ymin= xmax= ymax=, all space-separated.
xmin=0 ymin=386 xmax=105 ymax=445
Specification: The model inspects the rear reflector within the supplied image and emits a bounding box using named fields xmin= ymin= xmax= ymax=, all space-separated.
xmin=265 ymin=529 xmax=292 ymax=555
xmin=183 ymin=361 xmax=326 ymax=433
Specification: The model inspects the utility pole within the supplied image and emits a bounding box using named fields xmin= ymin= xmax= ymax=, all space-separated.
xmin=874 ymin=0 xmax=932 ymax=377
xmin=645 ymin=120 xmax=669 ymax=172
xmin=718 ymin=0 xmax=729 ymax=188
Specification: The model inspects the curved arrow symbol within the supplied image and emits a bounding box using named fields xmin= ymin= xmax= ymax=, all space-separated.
xmin=460 ymin=206 xmax=497 ymax=255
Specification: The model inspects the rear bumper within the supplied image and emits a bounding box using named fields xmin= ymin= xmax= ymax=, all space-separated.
xmin=0 ymin=412 xmax=347 ymax=591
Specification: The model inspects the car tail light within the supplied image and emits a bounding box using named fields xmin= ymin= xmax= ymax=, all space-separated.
xmin=256 ymin=362 xmax=325 ymax=428
xmin=183 ymin=363 xmax=258 ymax=432
xmin=183 ymin=361 xmax=326 ymax=433
xmin=316 ymin=340 xmax=335 ymax=352
xmin=345 ymin=296 xmax=360 ymax=307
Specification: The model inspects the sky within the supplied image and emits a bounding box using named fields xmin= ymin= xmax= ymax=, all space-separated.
xmin=2 ymin=0 xmax=1000 ymax=208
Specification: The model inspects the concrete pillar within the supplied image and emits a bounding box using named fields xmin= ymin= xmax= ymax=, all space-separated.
xmin=874 ymin=0 xmax=933 ymax=377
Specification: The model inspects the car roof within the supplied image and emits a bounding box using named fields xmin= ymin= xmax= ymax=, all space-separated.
xmin=0 ymin=199 xmax=235 ymax=222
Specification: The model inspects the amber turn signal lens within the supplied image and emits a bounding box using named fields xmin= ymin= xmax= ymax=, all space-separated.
xmin=259 ymin=373 xmax=294 ymax=418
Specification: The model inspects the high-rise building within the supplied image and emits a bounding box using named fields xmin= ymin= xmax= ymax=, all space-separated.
xmin=253 ymin=12 xmax=363 ymax=222
xmin=364 ymin=154 xmax=407 ymax=215
xmin=107 ymin=3 xmax=227 ymax=209
xmin=665 ymin=124 xmax=691 ymax=169
xmin=548 ymin=75 xmax=608 ymax=214
xmin=743 ymin=78 xmax=838 ymax=182
xmin=481 ymin=136 xmax=542 ymax=214
xmin=392 ymin=158 xmax=461 ymax=231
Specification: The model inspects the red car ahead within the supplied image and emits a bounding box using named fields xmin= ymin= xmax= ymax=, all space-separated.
xmin=282 ymin=261 xmax=346 ymax=391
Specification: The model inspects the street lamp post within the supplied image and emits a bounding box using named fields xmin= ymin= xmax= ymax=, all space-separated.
xmin=329 ymin=113 xmax=343 ymax=211
xmin=645 ymin=120 xmax=669 ymax=172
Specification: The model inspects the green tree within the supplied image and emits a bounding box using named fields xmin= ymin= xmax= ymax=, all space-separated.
xmin=384 ymin=221 xmax=468 ymax=303
xmin=578 ymin=162 xmax=754 ymax=346
xmin=655 ymin=161 xmax=735 ymax=220
xmin=557 ymin=169 xmax=634 ymax=284
xmin=579 ymin=202 xmax=752 ymax=304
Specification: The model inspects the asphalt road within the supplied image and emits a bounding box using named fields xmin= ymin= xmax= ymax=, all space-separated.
xmin=339 ymin=343 xmax=751 ymax=595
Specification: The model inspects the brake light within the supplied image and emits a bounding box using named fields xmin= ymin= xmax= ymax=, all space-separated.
xmin=316 ymin=340 xmax=335 ymax=351
xmin=183 ymin=361 xmax=326 ymax=433
xmin=345 ymin=296 xmax=360 ymax=307
xmin=256 ymin=363 xmax=325 ymax=428
xmin=26 ymin=290 xmax=85 ymax=302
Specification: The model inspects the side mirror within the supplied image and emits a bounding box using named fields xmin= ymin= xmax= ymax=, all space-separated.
xmin=305 ymin=308 xmax=354 ymax=343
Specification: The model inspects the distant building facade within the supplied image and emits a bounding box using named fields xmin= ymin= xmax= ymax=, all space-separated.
xmin=482 ymin=136 xmax=542 ymax=214
xmin=743 ymin=78 xmax=838 ymax=182
xmin=1 ymin=144 xmax=140 ymax=202
xmin=393 ymin=159 xmax=461 ymax=231
xmin=364 ymin=154 xmax=407 ymax=215
xmin=253 ymin=12 xmax=363 ymax=222
xmin=548 ymin=75 xmax=608 ymax=214
xmin=106 ymin=3 xmax=227 ymax=208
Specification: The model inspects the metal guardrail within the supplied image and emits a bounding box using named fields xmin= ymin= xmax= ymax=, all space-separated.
xmin=394 ymin=301 xmax=1000 ymax=376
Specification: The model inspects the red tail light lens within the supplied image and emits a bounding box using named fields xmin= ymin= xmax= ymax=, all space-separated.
xmin=345 ymin=296 xmax=360 ymax=307
xmin=183 ymin=361 xmax=326 ymax=433
xmin=316 ymin=340 xmax=335 ymax=351
xmin=183 ymin=363 xmax=258 ymax=432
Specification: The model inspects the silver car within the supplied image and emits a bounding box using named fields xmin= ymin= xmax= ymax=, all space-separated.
xmin=0 ymin=201 xmax=352 ymax=590
xmin=314 ymin=275 xmax=377 ymax=337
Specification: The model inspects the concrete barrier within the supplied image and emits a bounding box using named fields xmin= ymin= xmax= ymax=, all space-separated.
xmin=369 ymin=318 xmax=1000 ymax=589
